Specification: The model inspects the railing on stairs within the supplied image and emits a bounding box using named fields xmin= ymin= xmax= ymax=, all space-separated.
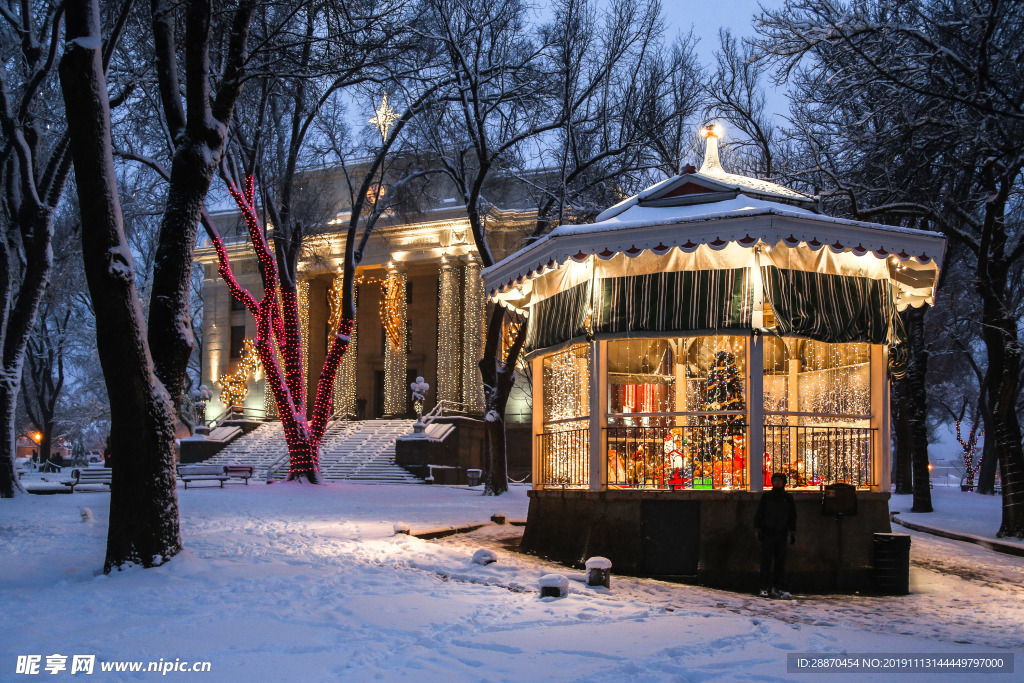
xmin=420 ymin=400 xmax=467 ymax=427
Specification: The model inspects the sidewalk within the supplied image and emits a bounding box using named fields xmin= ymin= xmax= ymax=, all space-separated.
xmin=890 ymin=488 xmax=1024 ymax=557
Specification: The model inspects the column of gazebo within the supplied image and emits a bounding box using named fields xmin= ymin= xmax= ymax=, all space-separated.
xmin=871 ymin=344 xmax=890 ymax=491
xmin=588 ymin=340 xmax=607 ymax=492
xmin=747 ymin=333 xmax=765 ymax=492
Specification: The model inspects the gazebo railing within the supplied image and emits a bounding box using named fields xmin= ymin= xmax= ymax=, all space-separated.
xmin=537 ymin=428 xmax=589 ymax=488
xmin=606 ymin=424 xmax=746 ymax=490
xmin=764 ymin=425 xmax=874 ymax=488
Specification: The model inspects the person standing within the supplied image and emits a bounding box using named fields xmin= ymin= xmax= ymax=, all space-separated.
xmin=754 ymin=472 xmax=797 ymax=598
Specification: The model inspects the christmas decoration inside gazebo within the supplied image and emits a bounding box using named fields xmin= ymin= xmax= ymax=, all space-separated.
xmin=483 ymin=127 xmax=946 ymax=590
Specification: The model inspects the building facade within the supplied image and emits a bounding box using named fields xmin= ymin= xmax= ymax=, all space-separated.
xmin=195 ymin=163 xmax=535 ymax=427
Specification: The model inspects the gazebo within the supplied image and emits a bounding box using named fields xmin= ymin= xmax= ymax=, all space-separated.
xmin=483 ymin=128 xmax=946 ymax=591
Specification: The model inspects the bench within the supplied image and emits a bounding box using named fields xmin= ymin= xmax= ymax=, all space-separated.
xmin=62 ymin=468 xmax=112 ymax=492
xmin=223 ymin=465 xmax=254 ymax=485
xmin=178 ymin=464 xmax=255 ymax=488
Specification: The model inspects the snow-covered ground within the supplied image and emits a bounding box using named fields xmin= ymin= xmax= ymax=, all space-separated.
xmin=2 ymin=481 xmax=1021 ymax=681
xmin=892 ymin=487 xmax=1024 ymax=547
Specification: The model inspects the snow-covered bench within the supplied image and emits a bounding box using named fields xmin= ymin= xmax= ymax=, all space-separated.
xmin=62 ymin=468 xmax=112 ymax=492
xmin=178 ymin=464 xmax=230 ymax=489
xmin=178 ymin=464 xmax=254 ymax=488
xmin=223 ymin=465 xmax=254 ymax=484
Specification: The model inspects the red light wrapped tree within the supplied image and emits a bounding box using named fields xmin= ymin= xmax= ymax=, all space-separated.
xmin=205 ymin=176 xmax=352 ymax=482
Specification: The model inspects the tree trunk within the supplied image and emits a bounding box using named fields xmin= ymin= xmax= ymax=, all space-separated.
xmin=901 ymin=306 xmax=932 ymax=512
xmin=60 ymin=0 xmax=182 ymax=570
xmin=0 ymin=370 xmax=25 ymax=496
xmin=0 ymin=209 xmax=54 ymax=497
xmin=147 ymin=140 xmax=220 ymax=411
xmin=977 ymin=405 xmax=998 ymax=495
xmin=479 ymin=306 xmax=527 ymax=496
xmin=891 ymin=381 xmax=913 ymax=495
xmin=978 ymin=276 xmax=1024 ymax=536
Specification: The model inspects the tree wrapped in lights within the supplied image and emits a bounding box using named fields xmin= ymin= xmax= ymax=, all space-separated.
xmin=955 ymin=420 xmax=983 ymax=491
xmin=696 ymin=351 xmax=746 ymax=486
xmin=204 ymin=177 xmax=353 ymax=482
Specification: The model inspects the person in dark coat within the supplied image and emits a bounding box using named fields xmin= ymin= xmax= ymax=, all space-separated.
xmin=754 ymin=472 xmax=797 ymax=598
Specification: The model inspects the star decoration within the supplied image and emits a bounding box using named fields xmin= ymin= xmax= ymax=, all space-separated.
xmin=369 ymin=93 xmax=400 ymax=142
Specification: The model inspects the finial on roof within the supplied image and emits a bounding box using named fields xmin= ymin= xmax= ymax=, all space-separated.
xmin=699 ymin=124 xmax=725 ymax=176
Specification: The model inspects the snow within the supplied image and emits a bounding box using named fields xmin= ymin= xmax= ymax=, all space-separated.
xmin=471 ymin=548 xmax=497 ymax=565
xmin=891 ymin=487 xmax=1024 ymax=548
xmin=2 ymin=481 xmax=1021 ymax=681
xmin=585 ymin=556 xmax=612 ymax=570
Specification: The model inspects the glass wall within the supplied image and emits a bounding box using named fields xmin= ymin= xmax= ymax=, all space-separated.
xmin=535 ymin=335 xmax=876 ymax=491
xmin=538 ymin=344 xmax=590 ymax=488
xmin=606 ymin=336 xmax=748 ymax=490
xmin=763 ymin=339 xmax=873 ymax=487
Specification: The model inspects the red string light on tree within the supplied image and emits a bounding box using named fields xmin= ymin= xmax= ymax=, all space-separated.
xmin=202 ymin=176 xmax=358 ymax=483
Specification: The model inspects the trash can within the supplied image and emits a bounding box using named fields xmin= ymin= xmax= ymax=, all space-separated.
xmin=873 ymin=533 xmax=911 ymax=595
xmin=466 ymin=469 xmax=482 ymax=486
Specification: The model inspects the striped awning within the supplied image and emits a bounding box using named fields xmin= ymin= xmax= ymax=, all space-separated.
xmin=525 ymin=267 xmax=898 ymax=356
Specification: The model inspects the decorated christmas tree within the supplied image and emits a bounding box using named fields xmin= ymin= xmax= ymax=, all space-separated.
xmin=696 ymin=351 xmax=746 ymax=487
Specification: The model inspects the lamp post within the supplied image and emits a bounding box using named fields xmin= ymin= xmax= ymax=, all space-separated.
xmin=410 ymin=376 xmax=430 ymax=435
xmin=191 ymin=385 xmax=212 ymax=435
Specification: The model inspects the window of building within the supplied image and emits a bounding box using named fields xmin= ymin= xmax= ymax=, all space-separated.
xmin=229 ymin=325 xmax=245 ymax=359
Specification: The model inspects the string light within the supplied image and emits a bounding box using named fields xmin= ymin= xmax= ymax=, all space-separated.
xmin=437 ymin=258 xmax=460 ymax=403
xmin=207 ymin=175 xmax=359 ymax=482
xmin=382 ymin=268 xmax=407 ymax=415
xmin=955 ymin=419 xmax=983 ymax=489
xmin=501 ymin=318 xmax=523 ymax=366
xmin=541 ymin=344 xmax=590 ymax=488
xmin=216 ymin=339 xmax=261 ymax=407
xmin=368 ymin=93 xmax=400 ymax=142
xmin=462 ymin=257 xmax=485 ymax=413
xmin=329 ymin=275 xmax=358 ymax=418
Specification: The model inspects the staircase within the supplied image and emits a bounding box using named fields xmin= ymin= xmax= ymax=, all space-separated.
xmin=203 ymin=419 xmax=420 ymax=483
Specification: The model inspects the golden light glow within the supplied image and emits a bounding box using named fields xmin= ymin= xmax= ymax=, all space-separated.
xmin=382 ymin=270 xmax=408 ymax=415
xmin=217 ymin=339 xmax=261 ymax=407
xmin=702 ymin=123 xmax=723 ymax=139
xmin=329 ymin=275 xmax=358 ymax=418
xmin=437 ymin=260 xmax=460 ymax=403
xmin=462 ymin=259 xmax=485 ymax=412
xmin=369 ymin=93 xmax=400 ymax=142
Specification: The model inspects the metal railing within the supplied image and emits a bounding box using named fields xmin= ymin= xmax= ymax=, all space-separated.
xmin=606 ymin=424 xmax=747 ymax=490
xmin=206 ymin=405 xmax=268 ymax=429
xmin=763 ymin=425 xmax=874 ymax=487
xmin=419 ymin=400 xmax=469 ymax=427
xmin=537 ymin=428 xmax=589 ymax=488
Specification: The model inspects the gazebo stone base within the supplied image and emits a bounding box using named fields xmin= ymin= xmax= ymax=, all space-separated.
xmin=521 ymin=489 xmax=893 ymax=594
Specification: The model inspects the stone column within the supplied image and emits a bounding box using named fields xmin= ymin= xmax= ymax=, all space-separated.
xmin=383 ymin=269 xmax=408 ymax=416
xmin=437 ymin=258 xmax=460 ymax=405
xmin=461 ymin=256 xmax=485 ymax=413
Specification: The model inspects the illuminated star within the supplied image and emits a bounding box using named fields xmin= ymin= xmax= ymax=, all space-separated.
xmin=369 ymin=93 xmax=400 ymax=142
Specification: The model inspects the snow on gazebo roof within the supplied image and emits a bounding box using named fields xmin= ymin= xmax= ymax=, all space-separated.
xmin=483 ymin=126 xmax=945 ymax=312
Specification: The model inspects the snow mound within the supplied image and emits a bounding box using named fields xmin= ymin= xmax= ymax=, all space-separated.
xmin=585 ymin=556 xmax=611 ymax=570
xmin=538 ymin=573 xmax=569 ymax=597
xmin=471 ymin=549 xmax=498 ymax=565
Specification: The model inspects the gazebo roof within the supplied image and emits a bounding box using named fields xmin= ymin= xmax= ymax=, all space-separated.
xmin=483 ymin=131 xmax=946 ymax=313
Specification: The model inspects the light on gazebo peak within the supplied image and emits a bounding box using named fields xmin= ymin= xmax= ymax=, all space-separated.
xmin=699 ymin=123 xmax=726 ymax=176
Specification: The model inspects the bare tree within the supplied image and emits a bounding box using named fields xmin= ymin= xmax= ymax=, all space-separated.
xmin=758 ymin=0 xmax=1024 ymax=536
xmin=60 ymin=0 xmax=183 ymax=570
xmin=410 ymin=0 xmax=699 ymax=493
